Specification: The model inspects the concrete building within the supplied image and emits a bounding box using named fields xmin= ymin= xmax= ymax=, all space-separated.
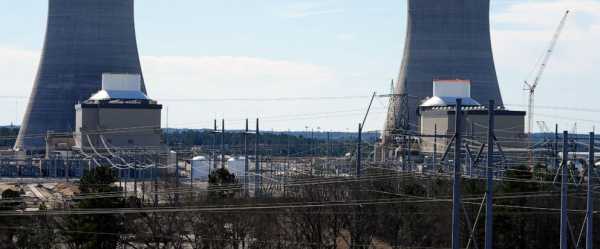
xmin=45 ymin=132 xmax=76 ymax=159
xmin=74 ymin=74 xmax=162 ymax=150
xmin=418 ymin=80 xmax=525 ymax=153
xmin=384 ymin=0 xmax=504 ymax=144
xmin=16 ymin=0 xmax=145 ymax=151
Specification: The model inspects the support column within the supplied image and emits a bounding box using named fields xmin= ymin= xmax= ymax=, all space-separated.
xmin=433 ymin=124 xmax=437 ymax=171
xmin=255 ymin=118 xmax=261 ymax=198
xmin=221 ymin=119 xmax=225 ymax=169
xmin=587 ymin=132 xmax=594 ymax=249
xmin=357 ymin=123 xmax=362 ymax=177
xmin=213 ymin=119 xmax=218 ymax=170
xmin=244 ymin=119 xmax=249 ymax=197
xmin=556 ymin=125 xmax=559 ymax=173
xmin=452 ymin=98 xmax=463 ymax=249
xmin=485 ymin=100 xmax=495 ymax=249
xmin=560 ymin=131 xmax=569 ymax=249
xmin=175 ymin=152 xmax=179 ymax=204
xmin=154 ymin=156 xmax=158 ymax=208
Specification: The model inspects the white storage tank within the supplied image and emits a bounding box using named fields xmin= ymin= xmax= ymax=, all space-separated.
xmin=167 ymin=150 xmax=177 ymax=174
xmin=227 ymin=157 xmax=246 ymax=177
xmin=191 ymin=156 xmax=210 ymax=181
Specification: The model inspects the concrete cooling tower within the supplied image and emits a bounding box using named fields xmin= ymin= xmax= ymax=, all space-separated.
xmin=383 ymin=0 xmax=504 ymax=143
xmin=16 ymin=0 xmax=146 ymax=151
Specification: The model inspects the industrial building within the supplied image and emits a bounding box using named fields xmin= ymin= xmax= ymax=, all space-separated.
xmin=74 ymin=74 xmax=162 ymax=150
xmin=16 ymin=0 xmax=145 ymax=151
xmin=384 ymin=0 xmax=504 ymax=144
xmin=418 ymin=80 xmax=526 ymax=153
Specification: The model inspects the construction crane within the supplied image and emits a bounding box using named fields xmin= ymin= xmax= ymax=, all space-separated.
xmin=537 ymin=121 xmax=551 ymax=137
xmin=525 ymin=10 xmax=570 ymax=137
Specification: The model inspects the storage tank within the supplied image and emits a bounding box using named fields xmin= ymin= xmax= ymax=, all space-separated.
xmin=191 ymin=156 xmax=210 ymax=181
xmin=167 ymin=150 xmax=177 ymax=174
xmin=227 ymin=157 xmax=246 ymax=177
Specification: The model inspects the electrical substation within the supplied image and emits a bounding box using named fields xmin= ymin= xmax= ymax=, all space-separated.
xmin=0 ymin=1 xmax=596 ymax=248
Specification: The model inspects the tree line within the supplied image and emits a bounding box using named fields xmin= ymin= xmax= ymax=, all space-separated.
xmin=0 ymin=164 xmax=598 ymax=248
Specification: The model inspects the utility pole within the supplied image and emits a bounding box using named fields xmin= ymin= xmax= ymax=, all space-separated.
xmin=175 ymin=152 xmax=179 ymax=204
xmin=356 ymin=92 xmax=376 ymax=177
xmin=66 ymin=152 xmax=70 ymax=182
xmin=327 ymin=131 xmax=331 ymax=175
xmin=133 ymin=159 xmax=138 ymax=199
xmin=118 ymin=169 xmax=122 ymax=190
xmin=468 ymin=122 xmax=474 ymax=176
xmin=141 ymin=167 xmax=146 ymax=204
xmin=587 ymin=132 xmax=594 ymax=249
xmin=244 ymin=119 xmax=249 ymax=197
xmin=154 ymin=156 xmax=158 ymax=208
xmin=327 ymin=131 xmax=331 ymax=158
xmin=556 ymin=124 xmax=559 ymax=173
xmin=190 ymin=158 xmax=194 ymax=189
xmin=452 ymin=98 xmax=463 ymax=249
xmin=560 ymin=131 xmax=569 ymax=249
xmin=213 ymin=119 xmax=218 ymax=170
xmin=311 ymin=128 xmax=315 ymax=158
xmin=286 ymin=131 xmax=291 ymax=193
xmin=357 ymin=123 xmax=363 ymax=177
xmin=407 ymin=134 xmax=412 ymax=171
xmin=433 ymin=124 xmax=437 ymax=171
xmin=485 ymin=100 xmax=495 ymax=249
xmin=166 ymin=106 xmax=169 ymax=146
xmin=255 ymin=118 xmax=261 ymax=198
xmin=221 ymin=119 xmax=226 ymax=169
xmin=124 ymin=167 xmax=128 ymax=197
xmin=54 ymin=157 xmax=58 ymax=178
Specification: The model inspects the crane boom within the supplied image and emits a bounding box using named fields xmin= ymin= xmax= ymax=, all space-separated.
xmin=526 ymin=10 xmax=570 ymax=137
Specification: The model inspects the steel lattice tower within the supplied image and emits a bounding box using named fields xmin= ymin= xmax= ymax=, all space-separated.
xmin=16 ymin=0 xmax=146 ymax=151
xmin=383 ymin=0 xmax=504 ymax=144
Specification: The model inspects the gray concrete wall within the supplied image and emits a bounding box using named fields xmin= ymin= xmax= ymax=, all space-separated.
xmin=75 ymin=105 xmax=161 ymax=149
xmin=16 ymin=0 xmax=145 ymax=151
xmin=420 ymin=110 xmax=525 ymax=153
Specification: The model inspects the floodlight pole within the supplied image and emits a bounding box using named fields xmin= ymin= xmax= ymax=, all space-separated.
xmin=452 ymin=98 xmax=463 ymax=249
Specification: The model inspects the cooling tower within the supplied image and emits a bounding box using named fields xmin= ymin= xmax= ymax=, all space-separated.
xmin=15 ymin=0 xmax=145 ymax=151
xmin=383 ymin=0 xmax=503 ymax=143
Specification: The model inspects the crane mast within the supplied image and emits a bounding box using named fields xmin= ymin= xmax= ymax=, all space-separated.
xmin=525 ymin=10 xmax=570 ymax=137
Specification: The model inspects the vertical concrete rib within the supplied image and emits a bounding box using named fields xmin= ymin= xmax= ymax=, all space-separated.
xmin=16 ymin=0 xmax=145 ymax=151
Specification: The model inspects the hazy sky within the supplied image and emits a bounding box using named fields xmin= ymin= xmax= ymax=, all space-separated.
xmin=0 ymin=0 xmax=598 ymax=133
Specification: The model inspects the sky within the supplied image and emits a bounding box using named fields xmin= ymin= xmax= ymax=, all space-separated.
xmin=0 ymin=0 xmax=599 ymax=133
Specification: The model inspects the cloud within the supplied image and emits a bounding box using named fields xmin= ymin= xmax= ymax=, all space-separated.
xmin=0 ymin=47 xmax=38 ymax=125
xmin=139 ymin=55 xmax=358 ymax=129
xmin=141 ymin=55 xmax=338 ymax=99
xmin=495 ymin=0 xmax=600 ymax=29
xmin=0 ymin=45 xmax=373 ymax=130
xmin=0 ymin=47 xmax=38 ymax=97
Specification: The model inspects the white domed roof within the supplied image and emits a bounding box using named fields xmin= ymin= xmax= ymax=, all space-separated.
xmin=420 ymin=96 xmax=481 ymax=107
